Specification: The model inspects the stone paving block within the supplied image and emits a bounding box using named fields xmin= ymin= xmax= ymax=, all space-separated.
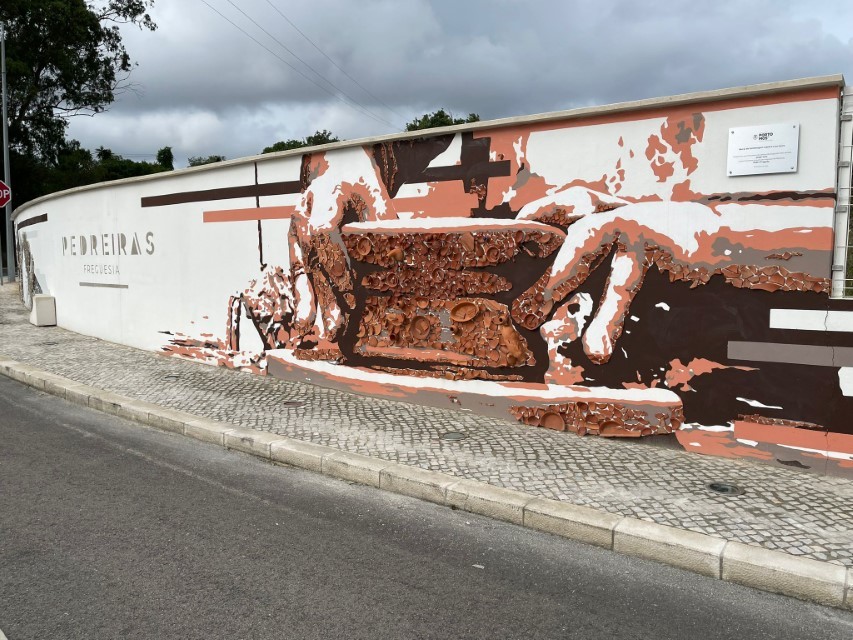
xmin=62 ymin=383 xmax=93 ymax=408
xmin=224 ymin=429 xmax=283 ymax=458
xmin=270 ymin=439 xmax=326 ymax=473
xmin=379 ymin=464 xmax=457 ymax=506
xmin=446 ymin=479 xmax=533 ymax=525
xmin=524 ymin=498 xmax=621 ymax=549
xmin=184 ymin=418 xmax=235 ymax=446
xmin=88 ymin=390 xmax=127 ymax=416
xmin=614 ymin=518 xmax=726 ymax=578
xmin=115 ymin=399 xmax=155 ymax=424
xmin=322 ymin=451 xmax=392 ymax=488
xmin=146 ymin=408 xmax=189 ymax=435
xmin=845 ymin=567 xmax=852 ymax=610
xmin=722 ymin=541 xmax=847 ymax=607
xmin=42 ymin=378 xmax=69 ymax=400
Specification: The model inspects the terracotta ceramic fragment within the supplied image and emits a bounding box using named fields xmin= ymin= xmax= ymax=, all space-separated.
xmin=410 ymin=316 xmax=431 ymax=340
xmin=356 ymin=237 xmax=372 ymax=257
xmin=450 ymin=301 xmax=479 ymax=322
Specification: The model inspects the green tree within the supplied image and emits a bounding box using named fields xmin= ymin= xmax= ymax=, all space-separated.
xmin=188 ymin=155 xmax=227 ymax=167
xmin=1 ymin=0 xmax=157 ymax=161
xmin=262 ymin=129 xmax=340 ymax=154
xmin=405 ymin=109 xmax=480 ymax=132
xmin=156 ymin=146 xmax=174 ymax=170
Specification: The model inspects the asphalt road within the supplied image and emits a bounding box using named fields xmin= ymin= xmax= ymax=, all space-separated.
xmin=1 ymin=376 xmax=852 ymax=639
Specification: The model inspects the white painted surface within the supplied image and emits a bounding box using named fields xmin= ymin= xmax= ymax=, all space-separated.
xmin=427 ymin=133 xmax=462 ymax=167
xmin=270 ymin=350 xmax=682 ymax=404
xmin=770 ymin=309 xmax=853 ymax=332
xmin=11 ymin=87 xmax=843 ymax=397
xmin=838 ymin=368 xmax=853 ymax=396
xmin=736 ymin=397 xmax=783 ymax=410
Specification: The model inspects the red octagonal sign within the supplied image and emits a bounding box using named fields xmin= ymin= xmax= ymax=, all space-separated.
xmin=0 ymin=179 xmax=10 ymax=208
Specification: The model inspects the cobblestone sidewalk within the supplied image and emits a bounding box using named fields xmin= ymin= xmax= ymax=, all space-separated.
xmin=2 ymin=284 xmax=852 ymax=566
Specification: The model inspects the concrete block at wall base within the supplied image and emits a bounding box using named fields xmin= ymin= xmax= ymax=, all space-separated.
xmin=524 ymin=498 xmax=621 ymax=549
xmin=29 ymin=295 xmax=56 ymax=327
xmin=322 ymin=451 xmax=392 ymax=488
xmin=722 ymin=541 xmax=847 ymax=607
xmin=614 ymin=519 xmax=726 ymax=578
xmin=846 ymin=567 xmax=853 ymax=610
xmin=379 ymin=465 xmax=458 ymax=506
xmin=445 ymin=480 xmax=534 ymax=525
xmin=224 ymin=430 xmax=282 ymax=459
xmin=270 ymin=439 xmax=327 ymax=473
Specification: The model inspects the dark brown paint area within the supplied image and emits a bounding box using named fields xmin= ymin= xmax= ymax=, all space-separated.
xmin=568 ymin=268 xmax=853 ymax=435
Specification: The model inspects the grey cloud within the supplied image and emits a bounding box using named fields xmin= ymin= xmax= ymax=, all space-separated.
xmin=66 ymin=0 xmax=852 ymax=163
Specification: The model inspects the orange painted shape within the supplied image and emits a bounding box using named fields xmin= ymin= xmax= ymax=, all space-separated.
xmin=733 ymin=420 xmax=828 ymax=451
xmin=392 ymin=181 xmax=479 ymax=218
xmin=203 ymin=206 xmax=296 ymax=223
xmin=827 ymin=432 xmax=853 ymax=458
xmin=674 ymin=428 xmax=774 ymax=461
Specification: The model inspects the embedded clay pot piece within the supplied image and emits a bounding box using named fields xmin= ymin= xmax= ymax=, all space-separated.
xmin=415 ymin=296 xmax=429 ymax=309
xmin=450 ymin=301 xmax=479 ymax=322
xmin=356 ymin=237 xmax=372 ymax=257
xmin=485 ymin=245 xmax=501 ymax=262
xmin=329 ymin=260 xmax=345 ymax=277
xmin=387 ymin=247 xmax=404 ymax=262
xmin=410 ymin=316 xmax=431 ymax=340
xmin=540 ymin=411 xmax=565 ymax=430
xmin=459 ymin=232 xmax=476 ymax=251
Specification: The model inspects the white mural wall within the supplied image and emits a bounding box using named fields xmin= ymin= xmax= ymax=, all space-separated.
xmin=14 ymin=77 xmax=853 ymax=476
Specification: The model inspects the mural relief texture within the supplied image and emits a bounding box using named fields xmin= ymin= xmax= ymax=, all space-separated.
xmin=17 ymin=79 xmax=853 ymax=476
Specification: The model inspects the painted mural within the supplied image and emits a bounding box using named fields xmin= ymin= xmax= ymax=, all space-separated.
xmin=15 ymin=78 xmax=853 ymax=476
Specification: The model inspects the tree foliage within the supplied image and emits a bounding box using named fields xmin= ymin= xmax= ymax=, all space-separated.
xmin=405 ymin=109 xmax=480 ymax=132
xmin=155 ymin=145 xmax=174 ymax=170
xmin=0 ymin=0 xmax=156 ymax=161
xmin=262 ymin=129 xmax=340 ymax=154
xmin=187 ymin=155 xmax=227 ymax=167
xmin=8 ymin=143 xmax=170 ymax=209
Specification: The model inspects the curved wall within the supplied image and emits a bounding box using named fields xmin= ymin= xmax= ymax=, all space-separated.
xmin=14 ymin=76 xmax=853 ymax=476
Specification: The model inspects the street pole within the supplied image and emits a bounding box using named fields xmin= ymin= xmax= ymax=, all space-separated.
xmin=1 ymin=21 xmax=14 ymax=284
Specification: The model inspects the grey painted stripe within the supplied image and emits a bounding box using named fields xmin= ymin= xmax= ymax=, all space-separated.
xmin=79 ymin=282 xmax=129 ymax=289
xmin=727 ymin=341 xmax=853 ymax=367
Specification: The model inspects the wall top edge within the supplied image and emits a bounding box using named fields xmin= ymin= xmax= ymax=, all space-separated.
xmin=12 ymin=73 xmax=846 ymax=220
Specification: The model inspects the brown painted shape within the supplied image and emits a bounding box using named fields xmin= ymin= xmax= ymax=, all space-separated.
xmin=16 ymin=214 xmax=48 ymax=230
xmin=141 ymin=180 xmax=301 ymax=207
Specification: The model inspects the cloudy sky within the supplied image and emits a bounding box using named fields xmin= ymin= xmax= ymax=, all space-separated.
xmin=66 ymin=0 xmax=853 ymax=167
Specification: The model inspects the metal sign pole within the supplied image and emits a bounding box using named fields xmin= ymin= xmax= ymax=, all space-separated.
xmin=1 ymin=21 xmax=14 ymax=284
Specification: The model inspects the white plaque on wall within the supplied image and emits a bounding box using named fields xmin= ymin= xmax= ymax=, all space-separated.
xmin=727 ymin=123 xmax=799 ymax=176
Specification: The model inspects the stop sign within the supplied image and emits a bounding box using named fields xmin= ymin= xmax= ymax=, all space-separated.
xmin=0 ymin=179 xmax=10 ymax=208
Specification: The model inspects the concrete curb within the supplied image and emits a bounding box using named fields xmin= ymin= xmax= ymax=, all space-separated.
xmin=1 ymin=357 xmax=850 ymax=611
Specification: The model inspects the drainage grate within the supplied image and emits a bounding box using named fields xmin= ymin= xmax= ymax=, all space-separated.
xmin=440 ymin=431 xmax=467 ymax=441
xmin=163 ymin=374 xmax=180 ymax=382
xmin=40 ymin=341 xmax=58 ymax=346
xmin=282 ymin=401 xmax=303 ymax=407
xmin=706 ymin=481 xmax=744 ymax=496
